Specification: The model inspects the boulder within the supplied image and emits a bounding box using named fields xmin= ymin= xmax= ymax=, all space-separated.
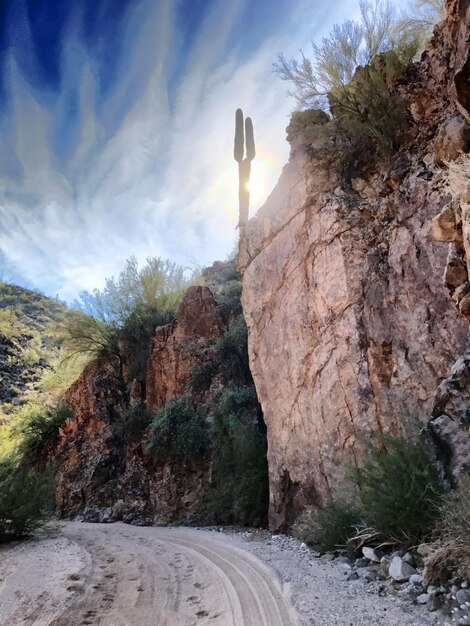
xmin=389 ymin=556 xmax=417 ymax=582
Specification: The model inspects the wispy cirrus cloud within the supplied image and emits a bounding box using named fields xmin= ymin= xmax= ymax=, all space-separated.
xmin=0 ymin=0 xmax=359 ymax=301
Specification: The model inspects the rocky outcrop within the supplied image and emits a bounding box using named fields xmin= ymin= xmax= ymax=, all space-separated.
xmin=146 ymin=286 xmax=222 ymax=411
xmin=53 ymin=287 xmax=221 ymax=523
xmin=56 ymin=358 xmax=126 ymax=516
xmin=239 ymin=0 xmax=470 ymax=530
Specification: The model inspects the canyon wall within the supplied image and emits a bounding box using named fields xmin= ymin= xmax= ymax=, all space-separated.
xmin=240 ymin=0 xmax=470 ymax=531
xmin=53 ymin=286 xmax=221 ymax=524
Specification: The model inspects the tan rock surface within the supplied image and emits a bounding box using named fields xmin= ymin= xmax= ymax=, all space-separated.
xmin=239 ymin=0 xmax=470 ymax=530
xmin=146 ymin=285 xmax=222 ymax=411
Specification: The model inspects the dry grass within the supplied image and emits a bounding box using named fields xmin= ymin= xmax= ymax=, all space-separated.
xmin=424 ymin=475 xmax=470 ymax=584
xmin=424 ymin=540 xmax=470 ymax=585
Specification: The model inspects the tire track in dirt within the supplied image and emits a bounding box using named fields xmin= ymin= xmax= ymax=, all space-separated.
xmin=0 ymin=522 xmax=297 ymax=626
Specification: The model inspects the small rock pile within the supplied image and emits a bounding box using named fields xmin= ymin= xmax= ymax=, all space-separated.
xmin=323 ymin=544 xmax=470 ymax=625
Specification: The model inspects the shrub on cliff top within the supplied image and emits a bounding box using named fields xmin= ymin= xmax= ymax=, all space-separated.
xmin=62 ymin=256 xmax=200 ymax=369
xmin=274 ymin=0 xmax=444 ymax=110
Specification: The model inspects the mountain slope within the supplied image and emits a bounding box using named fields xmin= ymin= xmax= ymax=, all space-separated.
xmin=0 ymin=282 xmax=68 ymax=408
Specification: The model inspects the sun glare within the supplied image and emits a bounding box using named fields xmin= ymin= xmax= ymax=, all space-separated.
xmin=215 ymin=150 xmax=280 ymax=223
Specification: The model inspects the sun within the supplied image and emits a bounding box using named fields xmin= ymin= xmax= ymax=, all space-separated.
xmin=213 ymin=149 xmax=281 ymax=223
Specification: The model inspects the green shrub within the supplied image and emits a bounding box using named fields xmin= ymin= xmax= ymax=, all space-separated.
xmin=298 ymin=500 xmax=362 ymax=551
xmin=147 ymin=397 xmax=210 ymax=461
xmin=0 ymin=458 xmax=54 ymax=542
xmin=273 ymin=0 xmax=443 ymax=110
xmin=352 ymin=434 xmax=444 ymax=546
xmin=12 ymin=401 xmax=72 ymax=463
xmin=215 ymin=280 xmax=243 ymax=323
xmin=112 ymin=405 xmax=152 ymax=440
xmin=203 ymin=386 xmax=268 ymax=527
xmin=214 ymin=315 xmax=251 ymax=386
xmin=189 ymin=361 xmax=217 ymax=393
xmin=120 ymin=303 xmax=174 ymax=382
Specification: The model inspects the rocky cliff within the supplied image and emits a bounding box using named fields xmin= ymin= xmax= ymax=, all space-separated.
xmin=53 ymin=286 xmax=223 ymax=524
xmin=239 ymin=0 xmax=470 ymax=531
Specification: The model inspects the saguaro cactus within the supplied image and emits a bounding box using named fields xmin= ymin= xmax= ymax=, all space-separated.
xmin=234 ymin=108 xmax=256 ymax=227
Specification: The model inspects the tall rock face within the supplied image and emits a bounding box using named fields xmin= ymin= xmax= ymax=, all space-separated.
xmin=146 ymin=286 xmax=223 ymax=411
xmin=239 ymin=0 xmax=470 ymax=531
xmin=53 ymin=286 xmax=222 ymax=524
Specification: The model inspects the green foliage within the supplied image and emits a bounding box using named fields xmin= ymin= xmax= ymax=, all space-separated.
xmin=0 ymin=307 xmax=24 ymax=340
xmin=214 ymin=315 xmax=251 ymax=386
xmin=214 ymin=280 xmax=243 ymax=323
xmin=75 ymin=256 xmax=197 ymax=325
xmin=299 ymin=501 xmax=363 ymax=551
xmin=112 ymin=405 xmax=152 ymax=440
xmin=352 ymin=434 xmax=444 ymax=546
xmin=0 ymin=458 xmax=54 ymax=542
xmin=147 ymin=397 xmax=210 ymax=461
xmin=189 ymin=361 xmax=217 ymax=394
xmin=63 ymin=257 xmax=198 ymax=372
xmin=203 ymin=386 xmax=268 ymax=527
xmin=40 ymin=349 xmax=90 ymax=398
xmin=12 ymin=401 xmax=72 ymax=463
xmin=273 ymin=0 xmax=443 ymax=110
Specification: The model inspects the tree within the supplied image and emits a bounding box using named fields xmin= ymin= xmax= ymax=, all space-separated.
xmin=62 ymin=257 xmax=199 ymax=375
xmin=273 ymin=0 xmax=445 ymax=110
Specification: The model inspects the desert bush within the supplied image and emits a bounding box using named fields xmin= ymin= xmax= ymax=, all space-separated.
xmin=12 ymin=401 xmax=72 ymax=463
xmin=215 ymin=280 xmax=243 ymax=323
xmin=202 ymin=386 xmax=268 ymax=527
xmin=214 ymin=315 xmax=251 ymax=386
xmin=75 ymin=256 xmax=197 ymax=324
xmin=189 ymin=361 xmax=217 ymax=394
xmin=40 ymin=349 xmax=90 ymax=397
xmin=112 ymin=405 xmax=152 ymax=440
xmin=352 ymin=434 xmax=444 ymax=546
xmin=147 ymin=397 xmax=210 ymax=461
xmin=424 ymin=474 xmax=470 ymax=583
xmin=274 ymin=0 xmax=443 ymax=110
xmin=0 ymin=457 xmax=54 ymax=542
xmin=0 ymin=307 xmax=24 ymax=341
xmin=297 ymin=500 xmax=363 ymax=551
xmin=63 ymin=256 xmax=198 ymax=368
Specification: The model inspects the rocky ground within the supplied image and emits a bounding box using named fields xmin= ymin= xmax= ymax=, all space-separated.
xmin=0 ymin=522 xmax=456 ymax=626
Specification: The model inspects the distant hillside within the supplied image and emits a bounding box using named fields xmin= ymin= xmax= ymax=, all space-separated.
xmin=0 ymin=282 xmax=68 ymax=408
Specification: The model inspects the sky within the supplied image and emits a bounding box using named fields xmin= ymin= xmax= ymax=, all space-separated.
xmin=0 ymin=0 xmax=362 ymax=302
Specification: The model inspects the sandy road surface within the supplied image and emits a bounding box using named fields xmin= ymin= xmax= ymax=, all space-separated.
xmin=0 ymin=522 xmax=297 ymax=626
xmin=0 ymin=522 xmax=445 ymax=626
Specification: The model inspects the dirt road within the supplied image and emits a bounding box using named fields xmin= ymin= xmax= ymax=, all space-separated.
xmin=0 ymin=522 xmax=297 ymax=626
xmin=0 ymin=522 xmax=444 ymax=626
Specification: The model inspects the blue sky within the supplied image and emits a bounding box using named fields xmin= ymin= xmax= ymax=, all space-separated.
xmin=0 ymin=0 xmax=361 ymax=301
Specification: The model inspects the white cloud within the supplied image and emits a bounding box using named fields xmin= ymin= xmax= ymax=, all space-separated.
xmin=0 ymin=0 xmax=363 ymax=301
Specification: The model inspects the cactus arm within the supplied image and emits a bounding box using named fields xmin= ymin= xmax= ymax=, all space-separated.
xmin=245 ymin=117 xmax=255 ymax=161
xmin=234 ymin=108 xmax=244 ymax=163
